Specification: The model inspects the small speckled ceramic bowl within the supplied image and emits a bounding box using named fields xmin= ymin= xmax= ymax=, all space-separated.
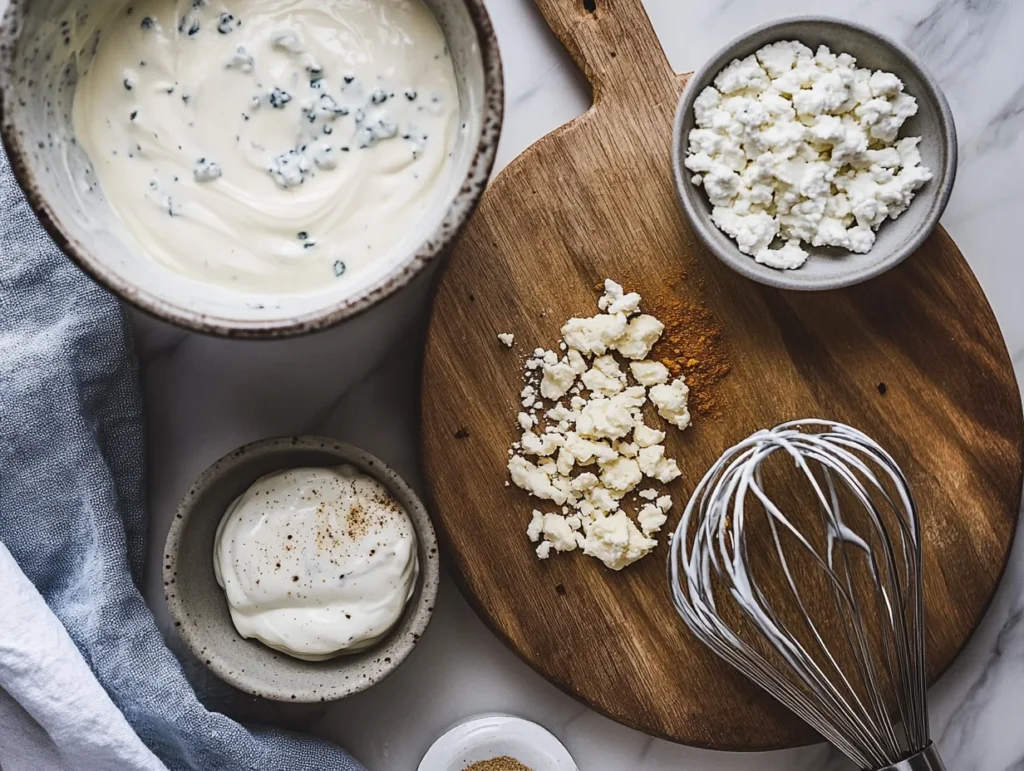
xmin=0 ymin=0 xmax=503 ymax=337
xmin=673 ymin=16 xmax=957 ymax=291
xmin=163 ymin=436 xmax=439 ymax=703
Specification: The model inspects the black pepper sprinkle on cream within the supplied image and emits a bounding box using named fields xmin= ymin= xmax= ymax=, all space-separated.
xmin=123 ymin=78 xmax=133 ymax=91
xmin=333 ymin=260 xmax=346 ymax=277
xmin=370 ymin=89 xmax=388 ymax=105
xmin=297 ymin=232 xmax=308 ymax=240
xmin=140 ymin=16 xmax=154 ymax=30
xmin=404 ymin=89 xmax=417 ymax=101
xmin=130 ymin=110 xmax=138 ymax=121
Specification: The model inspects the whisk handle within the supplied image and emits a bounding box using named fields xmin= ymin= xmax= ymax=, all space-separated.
xmin=876 ymin=745 xmax=947 ymax=771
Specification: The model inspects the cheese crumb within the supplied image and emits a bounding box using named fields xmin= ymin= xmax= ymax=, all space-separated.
xmin=540 ymin=360 xmax=577 ymax=400
xmin=637 ymin=503 xmax=668 ymax=535
xmin=561 ymin=313 xmax=628 ymax=356
xmin=598 ymin=279 xmax=642 ymax=316
xmin=539 ymin=513 xmax=580 ymax=553
xmin=508 ymin=456 xmax=569 ymax=505
xmin=497 ymin=333 xmax=514 ymax=347
xmin=653 ymin=457 xmax=682 ymax=484
xmin=599 ymin=457 xmax=643 ymax=495
xmin=583 ymin=511 xmax=658 ymax=571
xmin=520 ymin=430 xmax=562 ymax=457
xmin=648 ymin=379 xmax=692 ymax=430
xmin=634 ymin=420 xmax=667 ymax=448
xmin=581 ymin=355 xmax=627 ymax=396
xmin=527 ymin=510 xmax=544 ymax=542
xmin=612 ymin=315 xmax=665 ymax=359
xmin=629 ymin=360 xmax=670 ymax=386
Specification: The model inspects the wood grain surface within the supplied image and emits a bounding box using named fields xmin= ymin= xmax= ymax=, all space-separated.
xmin=420 ymin=0 xmax=1024 ymax=749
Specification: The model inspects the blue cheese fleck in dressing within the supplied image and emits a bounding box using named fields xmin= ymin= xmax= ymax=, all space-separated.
xmin=72 ymin=0 xmax=459 ymax=294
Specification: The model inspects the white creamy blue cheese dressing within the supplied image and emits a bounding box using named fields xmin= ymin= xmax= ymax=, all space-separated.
xmin=72 ymin=0 xmax=459 ymax=294
xmin=213 ymin=465 xmax=420 ymax=660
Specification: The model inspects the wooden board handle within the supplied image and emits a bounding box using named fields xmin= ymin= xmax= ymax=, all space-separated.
xmin=533 ymin=0 xmax=675 ymax=100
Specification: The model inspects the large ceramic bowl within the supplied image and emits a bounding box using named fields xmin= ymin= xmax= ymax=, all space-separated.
xmin=0 ymin=0 xmax=503 ymax=337
xmin=673 ymin=17 xmax=957 ymax=291
xmin=163 ymin=436 xmax=440 ymax=702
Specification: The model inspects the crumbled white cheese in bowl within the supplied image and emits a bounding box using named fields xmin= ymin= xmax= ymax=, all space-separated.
xmin=672 ymin=20 xmax=957 ymax=291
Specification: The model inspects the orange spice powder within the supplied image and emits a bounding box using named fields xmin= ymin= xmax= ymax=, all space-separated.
xmin=645 ymin=274 xmax=730 ymax=418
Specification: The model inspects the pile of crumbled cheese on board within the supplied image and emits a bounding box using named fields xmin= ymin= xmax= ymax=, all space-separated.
xmin=501 ymin=280 xmax=692 ymax=571
xmin=684 ymin=40 xmax=933 ymax=270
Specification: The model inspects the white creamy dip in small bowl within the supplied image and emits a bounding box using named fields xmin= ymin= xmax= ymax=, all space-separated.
xmin=163 ymin=436 xmax=440 ymax=702
xmin=213 ymin=464 xmax=421 ymax=661
xmin=0 ymin=0 xmax=502 ymax=337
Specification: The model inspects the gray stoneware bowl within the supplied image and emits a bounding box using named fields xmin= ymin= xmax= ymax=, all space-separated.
xmin=673 ymin=17 xmax=957 ymax=291
xmin=163 ymin=436 xmax=440 ymax=702
xmin=0 ymin=0 xmax=503 ymax=337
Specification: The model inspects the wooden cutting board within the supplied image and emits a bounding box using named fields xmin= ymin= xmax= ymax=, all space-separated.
xmin=420 ymin=0 xmax=1024 ymax=750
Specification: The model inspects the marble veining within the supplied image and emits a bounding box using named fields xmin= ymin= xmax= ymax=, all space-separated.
xmin=133 ymin=0 xmax=1024 ymax=768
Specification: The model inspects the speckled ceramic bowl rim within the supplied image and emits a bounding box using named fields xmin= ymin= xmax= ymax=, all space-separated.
xmin=672 ymin=15 xmax=958 ymax=291
xmin=163 ymin=436 xmax=439 ymax=701
xmin=0 ymin=0 xmax=504 ymax=338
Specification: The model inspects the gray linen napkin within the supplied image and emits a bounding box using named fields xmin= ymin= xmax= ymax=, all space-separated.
xmin=0 ymin=143 xmax=365 ymax=771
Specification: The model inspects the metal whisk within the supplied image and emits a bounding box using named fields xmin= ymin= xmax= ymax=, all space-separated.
xmin=669 ymin=420 xmax=946 ymax=771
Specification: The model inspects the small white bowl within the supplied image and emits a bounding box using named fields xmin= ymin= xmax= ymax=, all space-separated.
xmin=419 ymin=715 xmax=577 ymax=771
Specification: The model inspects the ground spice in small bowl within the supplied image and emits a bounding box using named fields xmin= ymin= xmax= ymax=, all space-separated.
xmin=464 ymin=757 xmax=532 ymax=771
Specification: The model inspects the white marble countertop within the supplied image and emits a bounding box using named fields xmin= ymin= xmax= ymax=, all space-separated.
xmin=134 ymin=1 xmax=1024 ymax=768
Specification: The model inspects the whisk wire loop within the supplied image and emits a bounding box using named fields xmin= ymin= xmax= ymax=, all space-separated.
xmin=669 ymin=421 xmax=933 ymax=771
